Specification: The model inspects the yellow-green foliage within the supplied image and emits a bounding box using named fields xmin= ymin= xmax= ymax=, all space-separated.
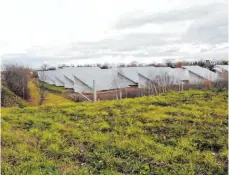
xmin=29 ymin=79 xmax=73 ymax=106
xmin=1 ymin=86 xmax=28 ymax=107
xmin=28 ymin=80 xmax=40 ymax=105
xmin=42 ymin=81 xmax=67 ymax=93
xmin=42 ymin=93 xmax=76 ymax=106
xmin=1 ymin=89 xmax=228 ymax=175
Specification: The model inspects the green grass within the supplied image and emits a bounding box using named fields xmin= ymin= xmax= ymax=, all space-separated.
xmin=28 ymin=80 xmax=40 ymax=105
xmin=42 ymin=81 xmax=67 ymax=93
xmin=1 ymin=86 xmax=28 ymax=107
xmin=1 ymin=89 xmax=228 ymax=175
xmin=42 ymin=93 xmax=76 ymax=106
xmin=28 ymin=79 xmax=74 ymax=106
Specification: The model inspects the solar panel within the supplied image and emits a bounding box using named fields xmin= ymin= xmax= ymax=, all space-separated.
xmin=71 ymin=68 xmax=132 ymax=92
xmin=183 ymin=66 xmax=217 ymax=82
xmin=171 ymin=68 xmax=189 ymax=81
xmin=112 ymin=67 xmax=140 ymax=83
xmin=216 ymin=65 xmax=228 ymax=72
xmin=38 ymin=71 xmax=55 ymax=84
xmin=45 ymin=70 xmax=65 ymax=86
xmin=60 ymin=67 xmax=101 ymax=91
xmin=138 ymin=67 xmax=171 ymax=80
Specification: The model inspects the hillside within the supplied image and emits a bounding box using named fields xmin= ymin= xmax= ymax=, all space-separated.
xmin=28 ymin=79 xmax=75 ymax=106
xmin=1 ymin=89 xmax=228 ymax=175
xmin=1 ymin=86 xmax=28 ymax=107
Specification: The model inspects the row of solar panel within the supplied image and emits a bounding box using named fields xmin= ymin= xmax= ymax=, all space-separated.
xmin=38 ymin=65 xmax=227 ymax=93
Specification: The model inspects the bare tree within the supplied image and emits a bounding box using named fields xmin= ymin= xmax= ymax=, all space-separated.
xmin=2 ymin=63 xmax=30 ymax=100
xmin=35 ymin=64 xmax=48 ymax=105
xmin=143 ymin=72 xmax=180 ymax=95
xmin=117 ymin=63 xmax=126 ymax=68
xmin=139 ymin=73 xmax=157 ymax=96
xmin=111 ymin=70 xmax=125 ymax=99
xmin=127 ymin=61 xmax=138 ymax=67
xmin=117 ymin=69 xmax=128 ymax=99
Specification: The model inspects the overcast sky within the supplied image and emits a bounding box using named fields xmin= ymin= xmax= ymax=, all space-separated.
xmin=0 ymin=0 xmax=228 ymax=68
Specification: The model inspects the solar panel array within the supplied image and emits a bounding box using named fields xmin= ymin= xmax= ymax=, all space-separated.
xmin=38 ymin=66 xmax=218 ymax=93
xmin=183 ymin=66 xmax=218 ymax=82
xmin=214 ymin=65 xmax=229 ymax=72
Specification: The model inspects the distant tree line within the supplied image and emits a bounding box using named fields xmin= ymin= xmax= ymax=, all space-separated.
xmin=44 ymin=59 xmax=228 ymax=71
xmin=172 ymin=60 xmax=228 ymax=71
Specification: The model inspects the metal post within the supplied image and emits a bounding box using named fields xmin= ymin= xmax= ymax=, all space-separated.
xmin=78 ymin=92 xmax=92 ymax=102
xmin=93 ymin=80 xmax=97 ymax=102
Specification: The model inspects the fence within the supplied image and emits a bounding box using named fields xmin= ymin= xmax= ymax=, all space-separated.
xmin=64 ymin=79 xmax=228 ymax=102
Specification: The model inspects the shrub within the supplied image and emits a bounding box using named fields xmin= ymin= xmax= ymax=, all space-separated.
xmin=2 ymin=63 xmax=30 ymax=100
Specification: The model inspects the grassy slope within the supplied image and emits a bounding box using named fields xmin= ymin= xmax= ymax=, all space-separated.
xmin=28 ymin=80 xmax=40 ymax=105
xmin=1 ymin=86 xmax=28 ymax=107
xmin=28 ymin=79 xmax=74 ymax=106
xmin=42 ymin=82 xmax=67 ymax=93
xmin=42 ymin=93 xmax=76 ymax=105
xmin=1 ymin=89 xmax=228 ymax=175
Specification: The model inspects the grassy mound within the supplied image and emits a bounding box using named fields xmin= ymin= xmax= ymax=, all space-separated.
xmin=1 ymin=89 xmax=228 ymax=175
xmin=1 ymin=86 xmax=28 ymax=107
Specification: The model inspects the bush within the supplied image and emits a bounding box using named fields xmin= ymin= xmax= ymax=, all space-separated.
xmin=2 ymin=64 xmax=30 ymax=100
xmin=1 ymin=86 xmax=27 ymax=107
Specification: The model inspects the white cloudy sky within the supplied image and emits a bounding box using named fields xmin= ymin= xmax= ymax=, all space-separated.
xmin=0 ymin=0 xmax=228 ymax=68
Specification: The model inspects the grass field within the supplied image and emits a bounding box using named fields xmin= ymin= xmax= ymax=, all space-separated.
xmin=1 ymin=89 xmax=228 ymax=175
